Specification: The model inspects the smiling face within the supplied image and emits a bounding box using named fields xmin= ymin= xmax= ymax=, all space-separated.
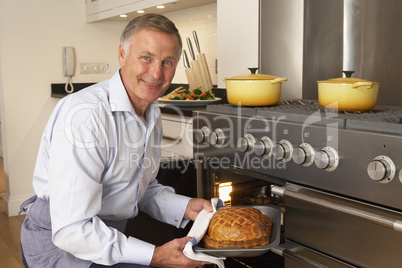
xmin=118 ymin=28 xmax=181 ymax=116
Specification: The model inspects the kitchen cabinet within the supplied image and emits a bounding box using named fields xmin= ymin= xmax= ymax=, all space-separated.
xmin=86 ymin=0 xmax=176 ymax=22
xmin=161 ymin=113 xmax=193 ymax=160
xmin=217 ymin=0 xmax=259 ymax=88
xmin=86 ymin=0 xmax=113 ymax=16
xmin=114 ymin=0 xmax=143 ymax=9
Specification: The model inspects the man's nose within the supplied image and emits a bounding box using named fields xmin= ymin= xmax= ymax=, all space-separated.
xmin=149 ymin=62 xmax=163 ymax=80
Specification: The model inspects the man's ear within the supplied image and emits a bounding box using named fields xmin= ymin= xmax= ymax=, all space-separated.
xmin=118 ymin=44 xmax=126 ymax=67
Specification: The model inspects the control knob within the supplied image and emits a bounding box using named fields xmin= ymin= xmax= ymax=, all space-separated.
xmin=293 ymin=143 xmax=315 ymax=166
xmin=209 ymin=128 xmax=225 ymax=147
xmin=237 ymin=134 xmax=256 ymax=153
xmin=314 ymin=147 xmax=339 ymax=171
xmin=195 ymin=126 xmax=211 ymax=144
xmin=399 ymin=169 xmax=402 ymax=184
xmin=254 ymin=136 xmax=274 ymax=157
xmin=272 ymin=140 xmax=293 ymax=162
xmin=367 ymin=155 xmax=395 ymax=183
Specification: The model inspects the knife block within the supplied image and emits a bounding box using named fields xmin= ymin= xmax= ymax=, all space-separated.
xmin=186 ymin=57 xmax=213 ymax=92
xmin=184 ymin=32 xmax=213 ymax=92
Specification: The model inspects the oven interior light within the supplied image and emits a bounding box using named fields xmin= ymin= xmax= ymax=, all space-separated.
xmin=218 ymin=182 xmax=232 ymax=205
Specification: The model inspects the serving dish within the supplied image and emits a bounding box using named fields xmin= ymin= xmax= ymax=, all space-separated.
xmin=193 ymin=205 xmax=281 ymax=257
xmin=158 ymin=97 xmax=222 ymax=107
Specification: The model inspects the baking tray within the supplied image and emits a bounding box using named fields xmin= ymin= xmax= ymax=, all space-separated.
xmin=193 ymin=205 xmax=281 ymax=257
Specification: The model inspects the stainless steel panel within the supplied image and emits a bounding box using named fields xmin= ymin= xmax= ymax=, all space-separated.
xmin=285 ymin=184 xmax=402 ymax=267
xmin=344 ymin=0 xmax=402 ymax=106
xmin=259 ymin=0 xmax=344 ymax=100
xmin=259 ymin=0 xmax=305 ymax=100
xmin=273 ymin=240 xmax=355 ymax=268
xmin=260 ymin=0 xmax=402 ymax=105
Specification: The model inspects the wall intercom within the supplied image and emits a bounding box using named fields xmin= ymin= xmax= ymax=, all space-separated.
xmin=63 ymin=47 xmax=75 ymax=77
xmin=63 ymin=47 xmax=75 ymax=93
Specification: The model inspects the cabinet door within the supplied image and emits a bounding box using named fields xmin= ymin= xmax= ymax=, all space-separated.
xmin=161 ymin=115 xmax=193 ymax=159
xmin=86 ymin=0 xmax=113 ymax=16
xmin=113 ymin=0 xmax=143 ymax=9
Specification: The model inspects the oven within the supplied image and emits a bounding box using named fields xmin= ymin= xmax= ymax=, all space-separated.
xmin=193 ymin=100 xmax=402 ymax=268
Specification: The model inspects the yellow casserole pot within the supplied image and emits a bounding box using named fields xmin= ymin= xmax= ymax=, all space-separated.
xmin=317 ymin=75 xmax=380 ymax=112
xmin=223 ymin=68 xmax=288 ymax=106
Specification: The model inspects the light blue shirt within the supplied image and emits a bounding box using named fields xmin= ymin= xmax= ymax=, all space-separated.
xmin=32 ymin=70 xmax=191 ymax=266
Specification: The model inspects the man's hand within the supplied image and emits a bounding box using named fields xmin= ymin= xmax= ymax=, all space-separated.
xmin=150 ymin=237 xmax=210 ymax=268
xmin=184 ymin=198 xmax=213 ymax=221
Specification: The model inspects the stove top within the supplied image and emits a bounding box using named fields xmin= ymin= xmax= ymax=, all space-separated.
xmin=206 ymin=100 xmax=402 ymax=135
xmin=196 ymin=100 xmax=402 ymax=211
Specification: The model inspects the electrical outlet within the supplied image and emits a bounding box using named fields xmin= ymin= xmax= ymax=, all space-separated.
xmin=80 ymin=62 xmax=110 ymax=74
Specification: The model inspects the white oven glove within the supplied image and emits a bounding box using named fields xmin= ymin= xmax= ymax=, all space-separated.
xmin=183 ymin=198 xmax=226 ymax=268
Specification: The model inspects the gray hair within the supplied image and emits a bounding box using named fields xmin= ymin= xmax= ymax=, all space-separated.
xmin=120 ymin=13 xmax=182 ymax=56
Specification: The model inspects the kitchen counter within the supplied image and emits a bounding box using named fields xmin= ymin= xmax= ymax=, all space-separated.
xmin=159 ymin=105 xmax=204 ymax=117
xmin=51 ymin=82 xmax=95 ymax=98
xmin=52 ymin=82 xmax=227 ymax=117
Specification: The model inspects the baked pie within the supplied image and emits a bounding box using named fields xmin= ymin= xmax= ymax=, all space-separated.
xmin=203 ymin=207 xmax=272 ymax=249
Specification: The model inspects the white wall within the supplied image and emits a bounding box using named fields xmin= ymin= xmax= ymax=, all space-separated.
xmin=217 ymin=0 xmax=259 ymax=88
xmin=168 ymin=3 xmax=217 ymax=85
xmin=0 ymin=0 xmax=126 ymax=216
xmin=0 ymin=0 xmax=216 ymax=216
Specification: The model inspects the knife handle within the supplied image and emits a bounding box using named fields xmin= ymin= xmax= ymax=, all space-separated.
xmin=192 ymin=31 xmax=201 ymax=54
xmin=183 ymin=50 xmax=190 ymax=69
xmin=186 ymin=38 xmax=196 ymax=60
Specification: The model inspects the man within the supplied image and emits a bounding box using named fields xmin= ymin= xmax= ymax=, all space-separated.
xmin=20 ymin=14 xmax=212 ymax=268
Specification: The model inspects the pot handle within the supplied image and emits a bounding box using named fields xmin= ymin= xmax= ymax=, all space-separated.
xmin=351 ymin=82 xmax=373 ymax=89
xmin=270 ymin=77 xmax=288 ymax=84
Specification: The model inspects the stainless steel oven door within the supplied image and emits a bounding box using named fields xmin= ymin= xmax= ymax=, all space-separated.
xmin=273 ymin=240 xmax=354 ymax=268
xmin=272 ymin=183 xmax=402 ymax=268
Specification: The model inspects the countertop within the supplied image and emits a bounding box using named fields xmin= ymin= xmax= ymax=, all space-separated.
xmin=51 ymin=82 xmax=227 ymax=117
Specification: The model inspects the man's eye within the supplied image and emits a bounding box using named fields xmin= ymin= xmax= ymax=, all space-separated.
xmin=163 ymin=60 xmax=173 ymax=66
xmin=142 ymin=56 xmax=151 ymax=61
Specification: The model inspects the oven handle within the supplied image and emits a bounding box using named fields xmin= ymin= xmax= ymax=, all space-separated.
xmin=272 ymin=246 xmax=328 ymax=268
xmin=271 ymin=185 xmax=402 ymax=232
xmin=162 ymin=134 xmax=182 ymax=143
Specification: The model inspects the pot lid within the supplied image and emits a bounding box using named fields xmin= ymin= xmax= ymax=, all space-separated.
xmin=225 ymin=68 xmax=279 ymax=80
xmin=318 ymin=71 xmax=379 ymax=84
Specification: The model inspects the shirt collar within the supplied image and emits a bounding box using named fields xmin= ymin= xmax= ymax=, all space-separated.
xmin=109 ymin=70 xmax=134 ymax=113
xmin=108 ymin=70 xmax=161 ymax=123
